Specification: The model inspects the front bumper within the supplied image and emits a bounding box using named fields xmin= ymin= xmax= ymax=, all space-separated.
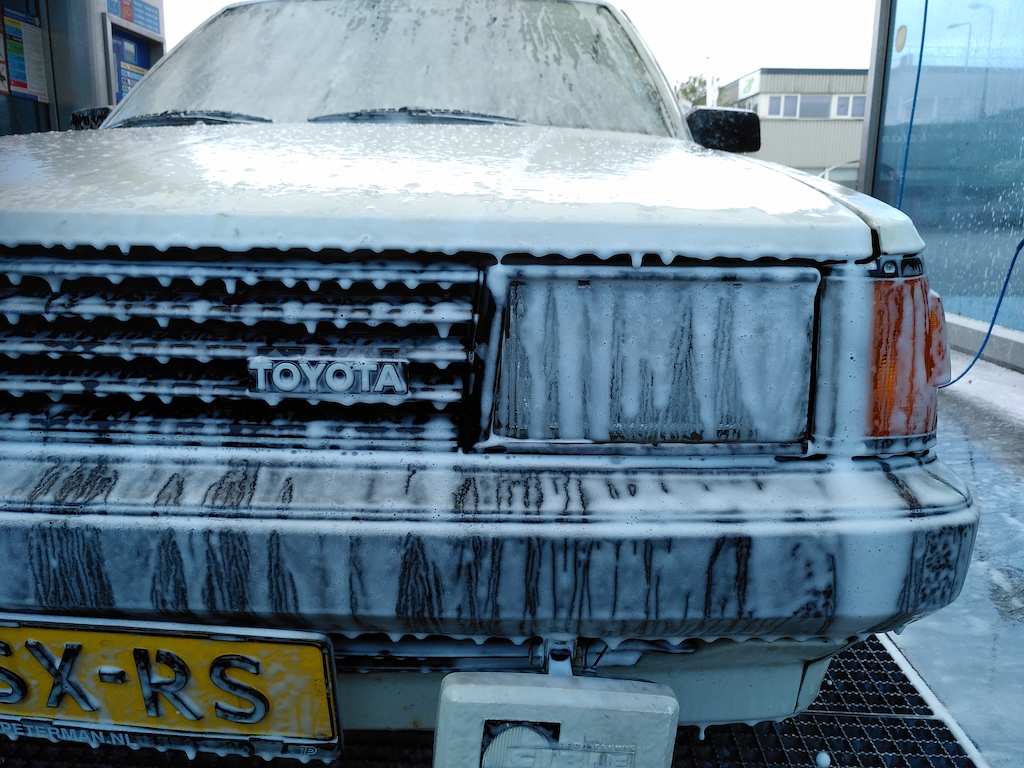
xmin=0 ymin=445 xmax=975 ymax=642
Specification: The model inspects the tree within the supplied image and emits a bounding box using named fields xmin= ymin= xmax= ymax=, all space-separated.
xmin=674 ymin=75 xmax=707 ymax=108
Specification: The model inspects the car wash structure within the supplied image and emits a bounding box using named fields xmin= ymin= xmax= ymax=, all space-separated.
xmin=0 ymin=0 xmax=164 ymax=135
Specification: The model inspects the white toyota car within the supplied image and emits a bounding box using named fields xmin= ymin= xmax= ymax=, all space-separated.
xmin=0 ymin=1 xmax=975 ymax=765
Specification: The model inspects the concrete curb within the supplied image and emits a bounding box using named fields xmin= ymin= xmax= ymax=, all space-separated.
xmin=945 ymin=313 xmax=1024 ymax=375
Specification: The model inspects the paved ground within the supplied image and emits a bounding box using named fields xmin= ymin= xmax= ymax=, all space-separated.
xmin=891 ymin=354 xmax=1024 ymax=768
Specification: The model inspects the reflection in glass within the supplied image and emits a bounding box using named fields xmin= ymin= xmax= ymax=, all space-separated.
xmin=872 ymin=0 xmax=1024 ymax=331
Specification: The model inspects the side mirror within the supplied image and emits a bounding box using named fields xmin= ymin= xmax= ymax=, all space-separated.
xmin=686 ymin=107 xmax=761 ymax=153
xmin=70 ymin=107 xmax=113 ymax=131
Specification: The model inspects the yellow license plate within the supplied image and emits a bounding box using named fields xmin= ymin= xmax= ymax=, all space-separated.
xmin=0 ymin=616 xmax=338 ymax=760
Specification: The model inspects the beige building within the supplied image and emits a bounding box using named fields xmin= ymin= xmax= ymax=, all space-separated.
xmin=721 ymin=68 xmax=868 ymax=189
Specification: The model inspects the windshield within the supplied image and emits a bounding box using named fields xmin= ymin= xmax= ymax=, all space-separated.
xmin=107 ymin=0 xmax=673 ymax=136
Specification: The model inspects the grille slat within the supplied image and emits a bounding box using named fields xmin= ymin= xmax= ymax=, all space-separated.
xmin=0 ymin=373 xmax=462 ymax=405
xmin=0 ymin=331 xmax=468 ymax=365
xmin=0 ymin=249 xmax=484 ymax=450
xmin=0 ymin=294 xmax=473 ymax=333
xmin=0 ymin=258 xmax=479 ymax=292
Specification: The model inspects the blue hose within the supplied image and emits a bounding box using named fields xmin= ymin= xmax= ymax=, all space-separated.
xmin=941 ymin=237 xmax=1024 ymax=387
xmin=896 ymin=0 xmax=929 ymax=211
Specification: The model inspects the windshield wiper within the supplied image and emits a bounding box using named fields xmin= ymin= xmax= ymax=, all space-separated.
xmin=111 ymin=110 xmax=273 ymax=128
xmin=309 ymin=108 xmax=523 ymax=125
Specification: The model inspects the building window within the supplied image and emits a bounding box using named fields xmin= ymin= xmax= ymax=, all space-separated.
xmin=767 ymin=94 xmax=799 ymax=117
xmin=766 ymin=93 xmax=866 ymax=119
xmin=836 ymin=95 xmax=866 ymax=118
xmin=799 ymin=94 xmax=832 ymax=118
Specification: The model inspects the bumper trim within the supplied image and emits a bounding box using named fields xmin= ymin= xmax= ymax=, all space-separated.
xmin=0 ymin=448 xmax=976 ymax=642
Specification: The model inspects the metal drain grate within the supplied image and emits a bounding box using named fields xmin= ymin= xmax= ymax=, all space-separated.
xmin=672 ymin=635 xmax=979 ymax=768
xmin=677 ymin=715 xmax=976 ymax=768
xmin=0 ymin=635 xmax=982 ymax=768
xmin=808 ymin=634 xmax=933 ymax=718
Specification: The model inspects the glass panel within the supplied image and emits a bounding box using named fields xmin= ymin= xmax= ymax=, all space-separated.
xmin=783 ymin=94 xmax=798 ymax=117
xmin=798 ymin=94 xmax=832 ymax=118
xmin=837 ymin=96 xmax=850 ymax=116
xmin=108 ymin=0 xmax=671 ymax=136
xmin=851 ymin=95 xmax=866 ymax=117
xmin=0 ymin=0 xmax=51 ymax=136
xmin=0 ymin=96 xmax=50 ymax=136
xmin=768 ymin=95 xmax=782 ymax=115
xmin=872 ymin=0 xmax=1024 ymax=331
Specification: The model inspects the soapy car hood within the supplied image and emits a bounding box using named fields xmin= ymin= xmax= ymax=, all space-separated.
xmin=0 ymin=122 xmax=922 ymax=260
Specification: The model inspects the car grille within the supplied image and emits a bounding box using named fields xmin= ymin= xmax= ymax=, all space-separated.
xmin=0 ymin=246 xmax=486 ymax=451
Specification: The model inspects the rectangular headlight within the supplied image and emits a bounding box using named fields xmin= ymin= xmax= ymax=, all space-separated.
xmin=493 ymin=267 xmax=819 ymax=446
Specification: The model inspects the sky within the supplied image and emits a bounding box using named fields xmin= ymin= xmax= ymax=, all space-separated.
xmin=162 ymin=0 xmax=878 ymax=88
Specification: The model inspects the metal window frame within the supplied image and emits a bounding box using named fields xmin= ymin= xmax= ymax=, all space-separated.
xmin=859 ymin=0 xmax=895 ymax=193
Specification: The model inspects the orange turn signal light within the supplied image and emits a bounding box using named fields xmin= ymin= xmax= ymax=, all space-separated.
xmin=869 ymin=277 xmax=950 ymax=438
